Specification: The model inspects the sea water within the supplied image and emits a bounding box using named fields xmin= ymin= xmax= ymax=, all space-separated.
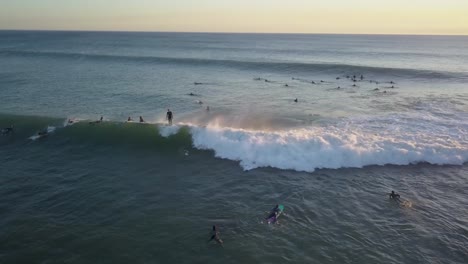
xmin=0 ymin=31 xmax=467 ymax=263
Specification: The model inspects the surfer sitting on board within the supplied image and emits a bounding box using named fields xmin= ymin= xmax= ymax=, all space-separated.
xmin=389 ymin=190 xmax=401 ymax=200
xmin=209 ymin=225 xmax=223 ymax=246
xmin=139 ymin=116 xmax=145 ymax=123
xmin=127 ymin=116 xmax=133 ymax=122
xmin=266 ymin=204 xmax=283 ymax=224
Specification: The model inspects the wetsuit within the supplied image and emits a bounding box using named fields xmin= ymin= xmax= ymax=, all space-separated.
xmin=166 ymin=111 xmax=173 ymax=125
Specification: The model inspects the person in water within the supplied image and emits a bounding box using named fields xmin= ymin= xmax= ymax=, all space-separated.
xmin=267 ymin=204 xmax=281 ymax=220
xmin=89 ymin=116 xmax=103 ymax=124
xmin=209 ymin=225 xmax=223 ymax=246
xmin=139 ymin=116 xmax=145 ymax=123
xmin=389 ymin=190 xmax=401 ymax=200
xmin=37 ymin=129 xmax=49 ymax=137
xmin=1 ymin=125 xmax=13 ymax=135
xmin=166 ymin=109 xmax=173 ymax=125
xmin=127 ymin=116 xmax=133 ymax=122
xmin=294 ymin=98 xmax=298 ymax=103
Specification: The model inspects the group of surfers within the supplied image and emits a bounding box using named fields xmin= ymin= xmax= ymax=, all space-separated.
xmin=209 ymin=191 xmax=403 ymax=246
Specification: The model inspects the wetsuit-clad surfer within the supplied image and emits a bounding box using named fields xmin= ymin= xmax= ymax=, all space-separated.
xmin=166 ymin=109 xmax=173 ymax=125
xmin=139 ymin=116 xmax=145 ymax=123
xmin=209 ymin=225 xmax=223 ymax=246
xmin=389 ymin=190 xmax=401 ymax=200
xmin=266 ymin=204 xmax=281 ymax=223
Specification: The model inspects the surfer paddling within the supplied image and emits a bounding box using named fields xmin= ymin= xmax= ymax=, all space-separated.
xmin=209 ymin=225 xmax=223 ymax=246
xmin=89 ymin=116 xmax=103 ymax=124
xmin=266 ymin=204 xmax=284 ymax=224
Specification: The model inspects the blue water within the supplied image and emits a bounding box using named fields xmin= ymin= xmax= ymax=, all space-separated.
xmin=0 ymin=31 xmax=467 ymax=263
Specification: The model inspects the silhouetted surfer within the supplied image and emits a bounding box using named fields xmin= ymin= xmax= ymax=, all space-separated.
xmin=139 ymin=116 xmax=145 ymax=123
xmin=209 ymin=225 xmax=223 ymax=246
xmin=389 ymin=191 xmax=400 ymax=200
xmin=166 ymin=109 xmax=173 ymax=125
xmin=37 ymin=129 xmax=49 ymax=138
xmin=127 ymin=116 xmax=133 ymax=122
xmin=294 ymin=98 xmax=298 ymax=103
xmin=89 ymin=116 xmax=103 ymax=124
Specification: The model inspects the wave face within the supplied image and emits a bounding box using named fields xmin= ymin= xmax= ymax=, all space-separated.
xmin=1 ymin=107 xmax=467 ymax=172
xmin=0 ymin=49 xmax=466 ymax=80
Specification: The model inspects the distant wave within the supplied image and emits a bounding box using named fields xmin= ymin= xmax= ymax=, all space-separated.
xmin=1 ymin=49 xmax=466 ymax=80
xmin=2 ymin=107 xmax=467 ymax=172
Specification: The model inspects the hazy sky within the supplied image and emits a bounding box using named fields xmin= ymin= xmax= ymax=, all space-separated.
xmin=1 ymin=0 xmax=467 ymax=34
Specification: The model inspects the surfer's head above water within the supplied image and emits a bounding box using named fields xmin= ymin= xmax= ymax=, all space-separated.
xmin=210 ymin=225 xmax=223 ymax=245
xmin=389 ymin=190 xmax=400 ymax=199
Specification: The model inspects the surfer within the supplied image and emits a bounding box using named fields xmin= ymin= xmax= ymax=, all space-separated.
xmin=294 ymin=98 xmax=298 ymax=103
xmin=127 ymin=117 xmax=133 ymax=122
xmin=209 ymin=225 xmax=223 ymax=246
xmin=389 ymin=191 xmax=401 ymax=200
xmin=266 ymin=204 xmax=283 ymax=224
xmin=1 ymin=125 xmax=13 ymax=135
xmin=37 ymin=129 xmax=49 ymax=137
xmin=139 ymin=116 xmax=145 ymax=123
xmin=189 ymin=92 xmax=195 ymax=96
xmin=89 ymin=116 xmax=103 ymax=124
xmin=166 ymin=109 xmax=173 ymax=125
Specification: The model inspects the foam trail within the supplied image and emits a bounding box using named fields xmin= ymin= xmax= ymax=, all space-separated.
xmin=29 ymin=126 xmax=56 ymax=141
xmin=188 ymin=113 xmax=468 ymax=172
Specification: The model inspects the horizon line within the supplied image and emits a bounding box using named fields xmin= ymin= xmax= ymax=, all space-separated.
xmin=0 ymin=28 xmax=467 ymax=37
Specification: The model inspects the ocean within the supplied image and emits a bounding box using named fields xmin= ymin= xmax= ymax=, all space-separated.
xmin=0 ymin=31 xmax=467 ymax=263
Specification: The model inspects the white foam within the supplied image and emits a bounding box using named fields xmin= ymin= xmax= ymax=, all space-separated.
xmin=158 ymin=124 xmax=181 ymax=137
xmin=29 ymin=126 xmax=56 ymax=141
xmin=188 ymin=112 xmax=468 ymax=172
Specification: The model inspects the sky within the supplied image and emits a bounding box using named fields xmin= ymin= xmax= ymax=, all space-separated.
xmin=0 ymin=0 xmax=467 ymax=35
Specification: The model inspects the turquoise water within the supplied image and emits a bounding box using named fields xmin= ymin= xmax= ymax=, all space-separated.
xmin=0 ymin=31 xmax=467 ymax=263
